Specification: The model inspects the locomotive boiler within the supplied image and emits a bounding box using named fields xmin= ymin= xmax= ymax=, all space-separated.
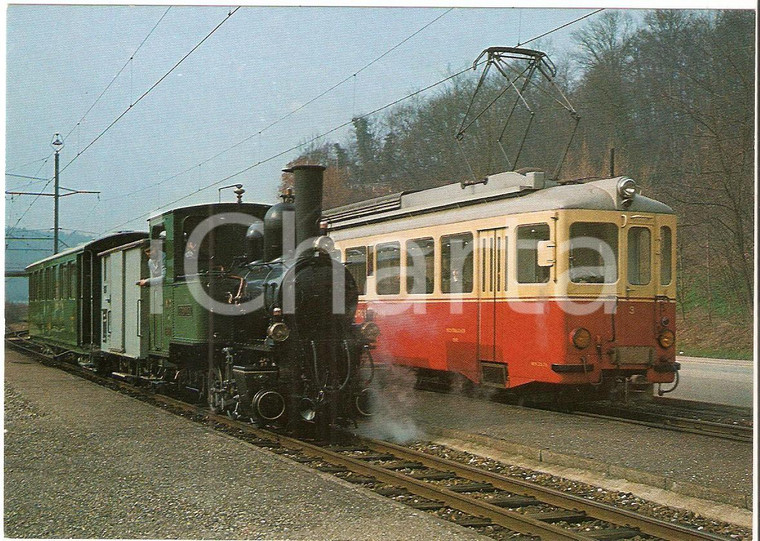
xmin=209 ymin=165 xmax=379 ymax=435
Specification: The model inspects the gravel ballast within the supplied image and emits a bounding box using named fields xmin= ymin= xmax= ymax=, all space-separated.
xmin=4 ymin=348 xmax=487 ymax=540
xmin=358 ymin=373 xmax=753 ymax=513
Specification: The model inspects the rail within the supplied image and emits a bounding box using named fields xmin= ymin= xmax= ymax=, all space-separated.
xmin=5 ymin=336 xmax=737 ymax=541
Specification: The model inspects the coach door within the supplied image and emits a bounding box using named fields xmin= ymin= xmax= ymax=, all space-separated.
xmin=477 ymin=228 xmax=508 ymax=384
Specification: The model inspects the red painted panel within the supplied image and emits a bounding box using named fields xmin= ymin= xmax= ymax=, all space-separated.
xmin=359 ymin=296 xmax=676 ymax=389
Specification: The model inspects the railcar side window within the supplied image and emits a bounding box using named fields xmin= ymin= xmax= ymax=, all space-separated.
xmin=569 ymin=223 xmax=618 ymax=283
xmin=406 ymin=237 xmax=434 ymax=294
xmin=517 ymin=224 xmax=550 ymax=283
xmin=367 ymin=246 xmax=374 ymax=276
xmin=627 ymin=227 xmax=651 ymax=285
xmin=345 ymin=246 xmax=367 ymax=295
xmin=376 ymin=242 xmax=401 ymax=295
xmin=441 ymin=233 xmax=474 ymax=294
xmin=660 ymin=226 xmax=672 ymax=285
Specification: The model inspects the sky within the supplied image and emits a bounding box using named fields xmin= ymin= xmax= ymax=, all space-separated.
xmin=3 ymin=3 xmax=754 ymax=242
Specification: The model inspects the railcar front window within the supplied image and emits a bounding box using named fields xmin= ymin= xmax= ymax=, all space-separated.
xmin=376 ymin=242 xmax=401 ymax=295
xmin=517 ymin=224 xmax=550 ymax=283
xmin=660 ymin=226 xmax=672 ymax=285
xmin=345 ymin=246 xmax=367 ymax=295
xmin=406 ymin=237 xmax=434 ymax=294
xmin=569 ymin=223 xmax=618 ymax=283
xmin=441 ymin=233 xmax=474 ymax=293
xmin=627 ymin=227 xmax=651 ymax=285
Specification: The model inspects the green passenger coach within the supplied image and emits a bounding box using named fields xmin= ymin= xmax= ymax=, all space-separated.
xmin=26 ymin=232 xmax=148 ymax=358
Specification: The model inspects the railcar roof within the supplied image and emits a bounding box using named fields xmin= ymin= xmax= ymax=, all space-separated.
xmin=25 ymin=231 xmax=148 ymax=270
xmin=325 ymin=171 xmax=673 ymax=235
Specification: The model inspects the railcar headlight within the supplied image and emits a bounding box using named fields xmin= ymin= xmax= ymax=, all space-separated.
xmin=617 ymin=177 xmax=637 ymax=200
xmin=571 ymin=328 xmax=592 ymax=350
xmin=658 ymin=329 xmax=675 ymax=349
xmin=267 ymin=321 xmax=290 ymax=342
xmin=313 ymin=235 xmax=334 ymax=253
xmin=360 ymin=322 xmax=380 ymax=342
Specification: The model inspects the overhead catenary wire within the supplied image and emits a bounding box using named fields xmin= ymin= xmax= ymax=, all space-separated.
xmin=5 ymin=173 xmax=48 ymax=181
xmin=104 ymin=8 xmax=454 ymax=203
xmin=5 ymin=153 xmax=54 ymax=176
xmin=6 ymin=178 xmax=54 ymax=237
xmin=5 ymin=155 xmax=55 ymax=237
xmin=62 ymin=6 xmax=173 ymax=143
xmin=102 ymin=9 xmax=604 ymax=235
xmin=104 ymin=62 xmax=482 ymax=233
xmin=57 ymin=7 xmax=241 ymax=178
xmin=518 ymin=8 xmax=603 ymax=47
xmin=6 ymin=7 xmax=174 ymax=236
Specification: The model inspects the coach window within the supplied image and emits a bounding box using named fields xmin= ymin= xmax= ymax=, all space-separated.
xmin=345 ymin=247 xmax=367 ymax=295
xmin=406 ymin=237 xmax=434 ymax=294
xmin=55 ymin=266 xmax=61 ymax=299
xmin=62 ymin=265 xmax=70 ymax=299
xmin=627 ymin=227 xmax=651 ymax=285
xmin=660 ymin=226 xmax=672 ymax=286
xmin=70 ymin=263 xmax=77 ymax=298
xmin=569 ymin=223 xmax=618 ymax=283
xmin=517 ymin=224 xmax=550 ymax=283
xmin=441 ymin=233 xmax=474 ymax=293
xmin=376 ymin=242 xmax=401 ymax=295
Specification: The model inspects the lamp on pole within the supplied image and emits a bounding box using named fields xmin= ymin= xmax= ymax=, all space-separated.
xmin=51 ymin=133 xmax=64 ymax=254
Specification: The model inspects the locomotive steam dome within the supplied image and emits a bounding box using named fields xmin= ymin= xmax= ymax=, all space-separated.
xmin=263 ymin=200 xmax=295 ymax=260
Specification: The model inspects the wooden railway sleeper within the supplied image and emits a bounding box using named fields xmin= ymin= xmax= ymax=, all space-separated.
xmin=357 ymin=437 xmax=730 ymax=541
xmin=8 ymin=340 xmax=729 ymax=541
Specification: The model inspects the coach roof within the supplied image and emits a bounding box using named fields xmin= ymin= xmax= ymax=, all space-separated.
xmin=25 ymin=231 xmax=148 ymax=271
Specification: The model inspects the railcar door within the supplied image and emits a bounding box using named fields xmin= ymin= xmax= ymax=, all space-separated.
xmin=477 ymin=228 xmax=508 ymax=384
xmin=616 ymin=219 xmax=657 ymax=357
xmin=623 ymin=220 xmax=656 ymax=300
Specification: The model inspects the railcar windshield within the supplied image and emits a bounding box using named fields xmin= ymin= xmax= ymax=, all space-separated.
xmin=516 ymin=224 xmax=550 ymax=283
xmin=569 ymin=222 xmax=618 ymax=283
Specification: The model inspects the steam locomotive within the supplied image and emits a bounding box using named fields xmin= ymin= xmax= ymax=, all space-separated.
xmin=26 ymin=165 xmax=379 ymax=438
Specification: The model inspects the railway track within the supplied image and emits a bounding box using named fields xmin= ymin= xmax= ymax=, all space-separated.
xmin=571 ymin=403 xmax=753 ymax=444
xmin=5 ymin=336 xmax=739 ymax=541
xmin=412 ymin=371 xmax=752 ymax=445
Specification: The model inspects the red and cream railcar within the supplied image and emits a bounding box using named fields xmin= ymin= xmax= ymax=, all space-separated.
xmin=326 ymin=170 xmax=679 ymax=399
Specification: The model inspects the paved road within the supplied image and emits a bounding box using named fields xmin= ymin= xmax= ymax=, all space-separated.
xmin=660 ymin=356 xmax=754 ymax=408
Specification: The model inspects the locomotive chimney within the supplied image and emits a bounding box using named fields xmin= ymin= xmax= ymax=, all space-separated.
xmin=283 ymin=164 xmax=326 ymax=248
